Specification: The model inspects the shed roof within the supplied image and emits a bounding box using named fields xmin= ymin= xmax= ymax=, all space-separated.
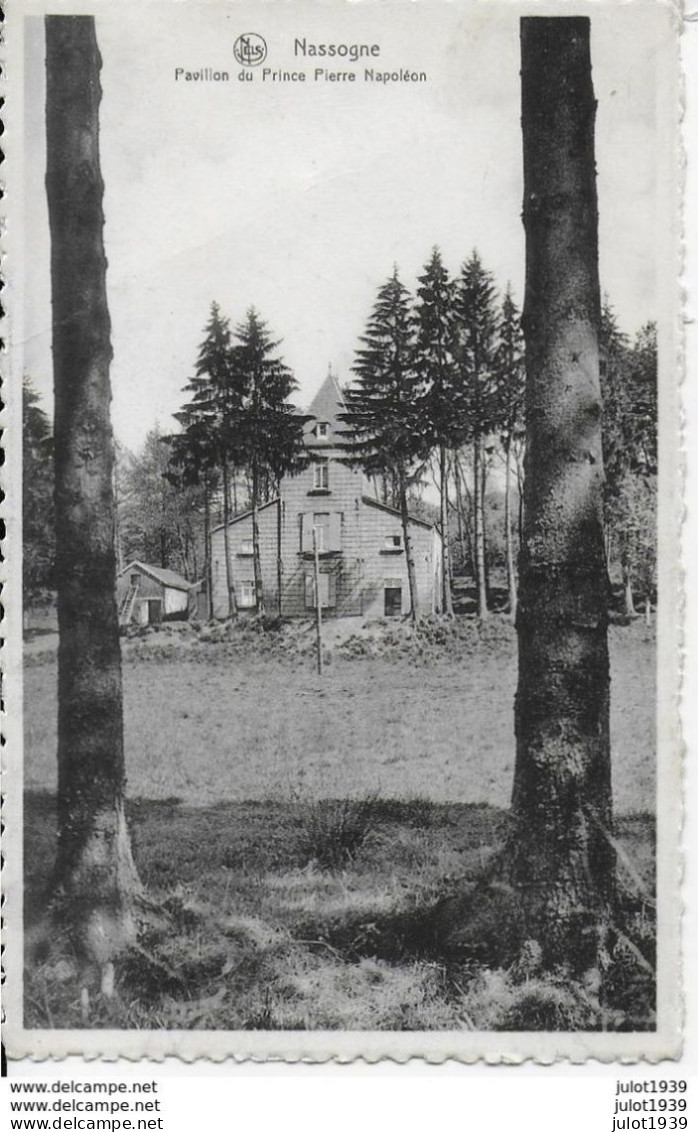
xmin=118 ymin=561 xmax=192 ymax=592
xmin=361 ymin=495 xmax=438 ymax=532
xmin=211 ymin=497 xmax=280 ymax=535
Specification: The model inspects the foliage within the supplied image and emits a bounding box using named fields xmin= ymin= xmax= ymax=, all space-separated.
xmin=341 ymin=268 xmax=427 ymax=478
xmin=118 ymin=428 xmax=206 ymax=579
xmin=230 ymin=308 xmax=310 ymax=492
xmin=453 ymin=250 xmax=501 ymax=440
xmin=600 ymin=305 xmax=658 ymax=603
xmin=492 ymin=286 xmax=526 ymax=446
xmin=414 ymin=248 xmax=465 ymax=448
xmin=23 ymin=378 xmax=55 ymax=608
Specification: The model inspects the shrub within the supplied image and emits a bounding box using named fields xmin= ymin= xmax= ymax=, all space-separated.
xmin=297 ymin=797 xmax=378 ymax=870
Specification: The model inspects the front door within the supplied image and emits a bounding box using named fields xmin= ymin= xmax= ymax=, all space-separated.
xmin=147 ymin=598 xmax=162 ymax=625
xmin=384 ymin=586 xmax=402 ymax=617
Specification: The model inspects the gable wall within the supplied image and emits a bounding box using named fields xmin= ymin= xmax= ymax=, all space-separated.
xmin=210 ymin=503 xmax=280 ymax=617
xmin=209 ymin=455 xmax=442 ymax=619
xmin=279 ymin=453 xmax=365 ymax=616
xmin=359 ymin=504 xmax=441 ymax=618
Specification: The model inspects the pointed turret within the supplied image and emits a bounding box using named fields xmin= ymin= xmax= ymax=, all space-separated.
xmin=304 ymin=366 xmax=347 ymax=449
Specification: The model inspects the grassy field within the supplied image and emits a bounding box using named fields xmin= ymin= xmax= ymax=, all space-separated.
xmin=25 ymin=618 xmax=655 ymax=812
xmin=23 ymin=616 xmax=657 ymax=1031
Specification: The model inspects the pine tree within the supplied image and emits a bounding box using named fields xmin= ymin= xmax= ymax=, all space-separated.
xmin=172 ymin=304 xmax=241 ymax=617
xmin=493 ymin=286 xmax=526 ymax=618
xmin=629 ymin=322 xmax=657 ymax=477
xmin=600 ymin=307 xmax=657 ymax=615
xmin=340 ymin=268 xmax=427 ymax=619
xmin=414 ymin=248 xmax=463 ymax=615
xmin=454 ymin=250 xmax=500 ymax=619
xmin=231 ymin=309 xmax=309 ymax=614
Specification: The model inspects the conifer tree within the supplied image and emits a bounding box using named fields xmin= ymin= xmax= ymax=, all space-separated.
xmin=454 ymin=250 xmax=500 ymax=619
xmin=414 ymin=248 xmax=462 ymax=615
xmin=231 ymin=309 xmax=309 ymax=614
xmin=493 ymin=286 xmax=526 ymax=618
xmin=600 ymin=306 xmax=657 ymax=614
xmin=340 ymin=268 xmax=427 ymax=619
xmin=174 ymin=303 xmax=241 ymax=617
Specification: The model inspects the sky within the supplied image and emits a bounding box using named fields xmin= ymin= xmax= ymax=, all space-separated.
xmin=19 ymin=0 xmax=670 ymax=453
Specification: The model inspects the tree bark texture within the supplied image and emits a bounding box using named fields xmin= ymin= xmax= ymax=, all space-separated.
xmin=398 ymin=467 xmax=420 ymax=620
xmin=221 ymin=459 xmax=235 ymax=617
xmin=204 ymin=483 xmax=213 ymax=619
xmin=454 ymin=454 xmax=476 ymax=577
xmin=251 ymin=462 xmax=265 ymax=614
xmin=46 ymin=15 xmax=140 ymax=963
xmin=622 ymin=558 xmax=636 ymax=617
xmin=504 ymin=434 xmax=517 ymax=620
xmin=510 ymin=17 xmax=615 ymax=969
xmin=439 ymin=445 xmax=454 ymax=616
xmin=473 ymin=438 xmax=489 ymax=618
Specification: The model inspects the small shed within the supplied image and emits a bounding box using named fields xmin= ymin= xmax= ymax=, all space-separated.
xmin=116 ymin=561 xmax=192 ymax=626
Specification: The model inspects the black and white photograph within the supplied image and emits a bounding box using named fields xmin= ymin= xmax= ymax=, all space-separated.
xmin=2 ymin=0 xmax=682 ymax=1063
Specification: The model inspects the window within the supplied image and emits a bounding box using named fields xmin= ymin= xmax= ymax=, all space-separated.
xmin=238 ymin=580 xmax=256 ymax=608
xmin=239 ymin=539 xmax=253 ymax=556
xmin=316 ymin=422 xmax=330 ymax=438
xmin=130 ymin=573 xmax=141 ymax=586
xmin=313 ymin=459 xmax=330 ymax=491
xmin=313 ymin=513 xmax=331 ymax=552
xmin=300 ymin=511 xmax=342 ymax=553
xmin=384 ymin=534 xmax=402 ymax=550
xmin=305 ymin=572 xmax=337 ymax=609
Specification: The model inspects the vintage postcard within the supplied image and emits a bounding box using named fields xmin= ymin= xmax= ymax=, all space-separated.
xmin=1 ymin=0 xmax=683 ymax=1062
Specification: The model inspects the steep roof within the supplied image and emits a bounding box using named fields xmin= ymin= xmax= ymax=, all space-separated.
xmin=118 ymin=561 xmax=192 ymax=591
xmin=303 ymin=368 xmax=347 ymax=446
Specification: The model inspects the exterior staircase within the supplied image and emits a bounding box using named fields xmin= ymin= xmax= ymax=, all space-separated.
xmin=119 ymin=584 xmax=139 ymax=626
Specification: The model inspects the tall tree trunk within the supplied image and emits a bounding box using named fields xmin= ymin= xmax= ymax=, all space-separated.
xmin=455 ymin=454 xmax=477 ymax=578
xmin=398 ymin=465 xmax=420 ymax=621
xmin=46 ymin=14 xmax=140 ymax=982
xmin=473 ymin=437 xmax=489 ymax=618
xmin=221 ymin=459 xmax=235 ymax=617
xmin=516 ymin=452 xmax=525 ymax=549
xmin=621 ymin=556 xmax=636 ymax=617
xmin=204 ymin=481 xmax=213 ymax=619
xmin=453 ymin=453 xmax=465 ymax=571
xmin=113 ymin=462 xmax=124 ymax=573
xmin=481 ymin=450 xmax=490 ymax=599
xmin=277 ymin=498 xmax=283 ymax=616
xmin=251 ymin=462 xmax=265 ymax=614
xmin=439 ymin=444 xmax=454 ymax=616
xmin=508 ymin=16 xmax=615 ymax=970
xmin=504 ymin=432 xmax=517 ymax=619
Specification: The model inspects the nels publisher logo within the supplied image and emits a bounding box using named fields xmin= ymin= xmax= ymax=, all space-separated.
xmin=234 ymin=33 xmax=268 ymax=67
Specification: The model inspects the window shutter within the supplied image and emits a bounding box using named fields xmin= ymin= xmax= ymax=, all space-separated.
xmin=301 ymin=513 xmax=313 ymax=553
xmin=329 ymin=512 xmax=342 ymax=552
xmin=327 ymin=573 xmax=337 ymax=608
xmin=305 ymin=573 xmax=316 ymax=608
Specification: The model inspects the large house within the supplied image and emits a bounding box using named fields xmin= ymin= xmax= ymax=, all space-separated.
xmin=210 ymin=371 xmax=442 ymax=619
